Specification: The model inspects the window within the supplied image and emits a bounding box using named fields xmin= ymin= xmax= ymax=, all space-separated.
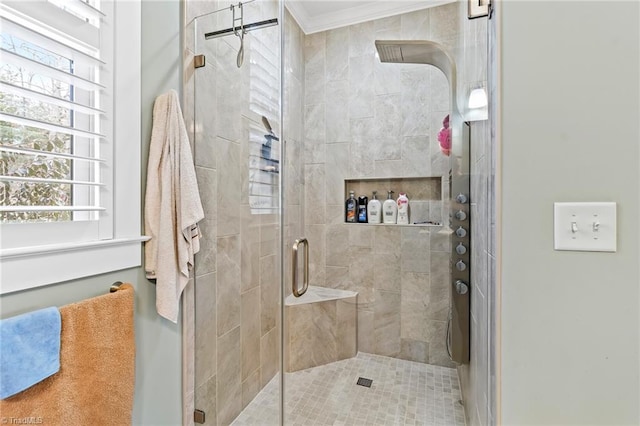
xmin=0 ymin=0 xmax=144 ymax=294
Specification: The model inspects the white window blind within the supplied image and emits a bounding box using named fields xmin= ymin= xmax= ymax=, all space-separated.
xmin=0 ymin=0 xmax=143 ymax=294
xmin=0 ymin=0 xmax=112 ymax=237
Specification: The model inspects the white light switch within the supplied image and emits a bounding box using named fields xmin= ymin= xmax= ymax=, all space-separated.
xmin=554 ymin=202 xmax=617 ymax=252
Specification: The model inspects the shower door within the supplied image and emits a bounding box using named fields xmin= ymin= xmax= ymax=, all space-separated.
xmin=190 ymin=1 xmax=284 ymax=424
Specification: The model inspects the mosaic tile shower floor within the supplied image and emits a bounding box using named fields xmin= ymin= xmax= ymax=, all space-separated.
xmin=232 ymin=352 xmax=466 ymax=426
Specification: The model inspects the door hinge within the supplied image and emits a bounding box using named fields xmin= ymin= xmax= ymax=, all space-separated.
xmin=194 ymin=409 xmax=206 ymax=424
xmin=194 ymin=54 xmax=206 ymax=69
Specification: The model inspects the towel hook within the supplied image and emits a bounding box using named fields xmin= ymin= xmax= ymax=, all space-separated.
xmin=110 ymin=281 xmax=123 ymax=293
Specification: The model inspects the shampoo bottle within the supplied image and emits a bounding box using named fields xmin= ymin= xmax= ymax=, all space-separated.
xmin=345 ymin=190 xmax=357 ymax=223
xmin=382 ymin=190 xmax=397 ymax=224
xmin=367 ymin=191 xmax=382 ymax=224
xmin=397 ymin=192 xmax=410 ymax=225
xmin=358 ymin=196 xmax=368 ymax=223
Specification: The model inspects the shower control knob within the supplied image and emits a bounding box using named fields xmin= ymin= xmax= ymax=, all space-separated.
xmin=455 ymin=226 xmax=467 ymax=238
xmin=455 ymin=210 xmax=467 ymax=221
xmin=455 ymin=280 xmax=469 ymax=295
xmin=456 ymin=194 xmax=468 ymax=204
xmin=455 ymin=260 xmax=467 ymax=271
xmin=455 ymin=243 xmax=467 ymax=255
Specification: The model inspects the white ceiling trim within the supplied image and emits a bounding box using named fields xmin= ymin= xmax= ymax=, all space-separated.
xmin=285 ymin=0 xmax=455 ymax=35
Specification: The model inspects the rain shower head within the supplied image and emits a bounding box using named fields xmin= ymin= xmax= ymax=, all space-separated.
xmin=374 ymin=40 xmax=454 ymax=84
xmin=375 ymin=39 xmax=459 ymax=124
xmin=376 ymin=42 xmax=404 ymax=63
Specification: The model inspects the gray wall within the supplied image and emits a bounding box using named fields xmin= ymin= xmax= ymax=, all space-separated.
xmin=0 ymin=1 xmax=184 ymax=424
xmin=500 ymin=1 xmax=640 ymax=424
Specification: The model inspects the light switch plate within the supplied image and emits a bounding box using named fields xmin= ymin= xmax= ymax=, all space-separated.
xmin=554 ymin=202 xmax=617 ymax=252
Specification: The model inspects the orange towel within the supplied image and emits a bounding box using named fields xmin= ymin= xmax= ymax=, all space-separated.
xmin=0 ymin=284 xmax=136 ymax=425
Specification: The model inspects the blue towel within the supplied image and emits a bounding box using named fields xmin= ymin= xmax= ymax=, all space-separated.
xmin=0 ymin=307 xmax=61 ymax=399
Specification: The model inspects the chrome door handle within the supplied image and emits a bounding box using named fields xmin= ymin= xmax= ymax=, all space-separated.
xmin=292 ymin=238 xmax=309 ymax=297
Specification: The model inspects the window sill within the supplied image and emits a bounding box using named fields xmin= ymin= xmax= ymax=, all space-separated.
xmin=0 ymin=236 xmax=149 ymax=295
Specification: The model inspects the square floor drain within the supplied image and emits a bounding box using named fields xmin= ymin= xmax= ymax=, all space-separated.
xmin=356 ymin=377 xmax=373 ymax=388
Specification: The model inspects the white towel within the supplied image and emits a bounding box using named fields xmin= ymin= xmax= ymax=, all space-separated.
xmin=144 ymin=90 xmax=204 ymax=323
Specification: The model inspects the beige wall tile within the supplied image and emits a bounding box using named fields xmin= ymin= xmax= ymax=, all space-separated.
xmin=348 ymin=21 xmax=375 ymax=58
xmin=287 ymin=302 xmax=337 ymax=371
xmin=374 ymin=225 xmax=401 ymax=254
xmin=348 ymin=56 xmax=375 ymax=120
xmin=305 ymin=224 xmax=326 ymax=287
xmin=217 ymin=327 xmax=242 ymax=425
xmin=429 ymin=252 xmax=450 ymax=321
xmin=195 ymin=273 xmax=217 ymax=388
xmin=349 ymin=225 xmax=374 ymax=248
xmin=373 ymin=252 xmax=401 ymax=292
xmin=194 ymin=374 xmax=216 ymax=426
xmin=399 ymin=338 xmax=430 ymax=363
xmin=240 ymin=209 xmax=260 ymax=293
xmin=427 ymin=320 xmax=456 ymax=368
xmin=401 ymin=227 xmax=431 ymax=273
xmin=241 ymin=369 xmax=261 ymax=410
xmin=241 ymin=287 xmax=261 ymax=381
xmin=326 ymin=224 xmax=352 ymax=267
xmin=304 ymin=104 xmax=326 ymax=164
xmin=216 ymin=138 xmax=241 ymax=236
xmin=260 ymin=327 xmax=279 ymax=387
xmin=357 ymin=308 xmax=375 ymax=353
xmin=337 ymin=297 xmax=358 ymax=359
xmin=260 ymin=254 xmax=278 ymax=336
xmin=401 ymin=272 xmax=430 ymax=342
xmin=217 ymin=235 xmax=241 ymax=336
xmin=325 ymin=142 xmax=350 ymax=204
xmin=304 ymin=164 xmax=326 ymax=225
xmin=195 ymin=219 xmax=217 ymax=276
xmin=325 ymin=82 xmax=350 ymax=143
xmin=374 ymin=290 xmax=401 ymax=356
xmin=325 ymin=266 xmax=351 ymax=290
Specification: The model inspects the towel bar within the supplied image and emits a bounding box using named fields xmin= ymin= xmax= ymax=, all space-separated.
xmin=110 ymin=281 xmax=123 ymax=293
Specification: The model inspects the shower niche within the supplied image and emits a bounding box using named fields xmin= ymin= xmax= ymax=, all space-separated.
xmin=344 ymin=176 xmax=444 ymax=226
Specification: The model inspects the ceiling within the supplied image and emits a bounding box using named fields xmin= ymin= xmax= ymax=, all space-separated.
xmin=285 ymin=0 xmax=455 ymax=34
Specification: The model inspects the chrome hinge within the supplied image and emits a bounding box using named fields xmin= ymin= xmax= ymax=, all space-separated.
xmin=194 ymin=54 xmax=206 ymax=69
xmin=468 ymin=0 xmax=490 ymax=19
xmin=194 ymin=409 xmax=206 ymax=424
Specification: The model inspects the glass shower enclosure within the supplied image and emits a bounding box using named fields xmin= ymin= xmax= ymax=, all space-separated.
xmin=187 ymin=0 xmax=470 ymax=424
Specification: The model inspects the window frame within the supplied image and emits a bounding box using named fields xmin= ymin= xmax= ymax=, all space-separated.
xmin=0 ymin=0 xmax=145 ymax=294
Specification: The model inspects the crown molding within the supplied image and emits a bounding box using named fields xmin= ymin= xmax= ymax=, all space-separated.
xmin=285 ymin=0 xmax=455 ymax=35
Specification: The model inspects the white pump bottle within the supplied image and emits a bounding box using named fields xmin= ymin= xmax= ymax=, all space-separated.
xmin=367 ymin=191 xmax=382 ymax=224
xmin=382 ymin=190 xmax=397 ymax=224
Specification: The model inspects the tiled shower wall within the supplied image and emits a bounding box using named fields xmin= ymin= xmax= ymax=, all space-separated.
xmin=183 ymin=2 xmax=305 ymax=425
xmin=300 ymin=2 xmax=462 ymax=368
